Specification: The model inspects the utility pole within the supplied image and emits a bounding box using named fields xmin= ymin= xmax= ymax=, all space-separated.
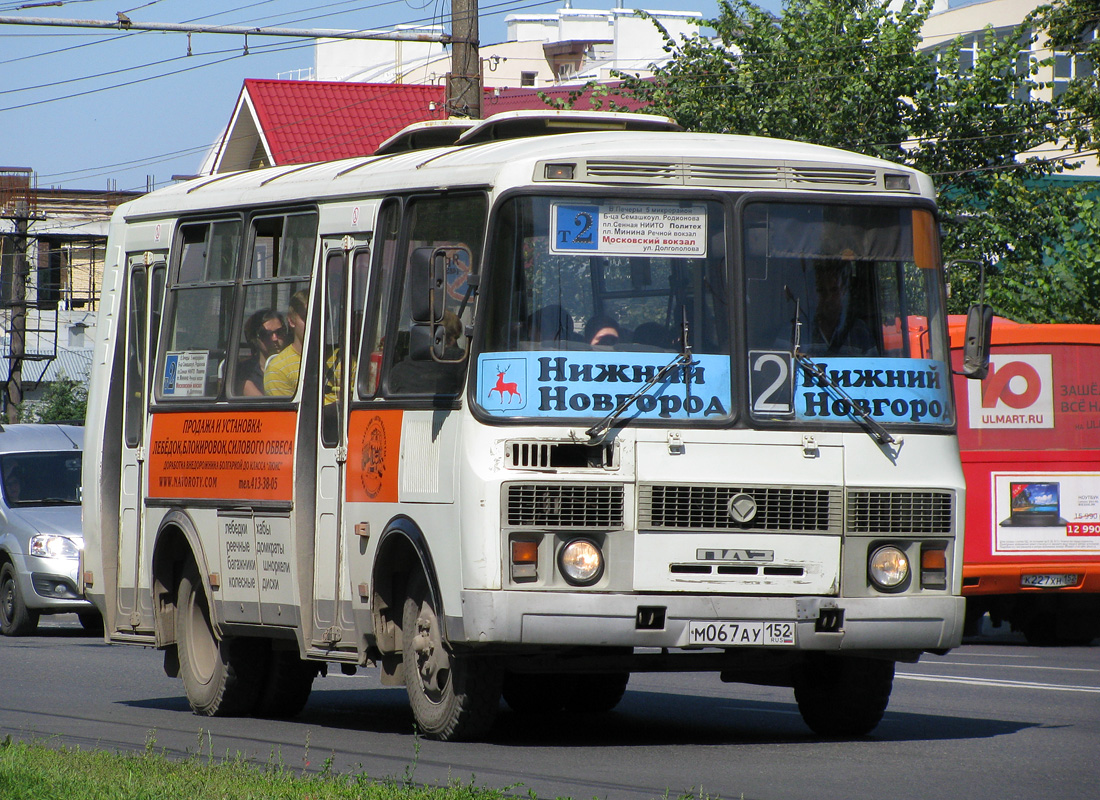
xmin=0 ymin=168 xmax=34 ymax=424
xmin=448 ymin=0 xmax=481 ymax=119
xmin=7 ymin=202 xmax=26 ymax=424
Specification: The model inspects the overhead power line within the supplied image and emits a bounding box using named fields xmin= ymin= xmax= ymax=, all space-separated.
xmin=0 ymin=13 xmax=450 ymax=42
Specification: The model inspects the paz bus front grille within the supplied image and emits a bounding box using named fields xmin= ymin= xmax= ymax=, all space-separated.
xmin=505 ymin=483 xmax=625 ymax=529
xmin=638 ymin=485 xmax=841 ymax=532
xmin=846 ymin=490 xmax=953 ymax=534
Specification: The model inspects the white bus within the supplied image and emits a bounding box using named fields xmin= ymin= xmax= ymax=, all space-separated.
xmin=82 ymin=110 xmax=988 ymax=741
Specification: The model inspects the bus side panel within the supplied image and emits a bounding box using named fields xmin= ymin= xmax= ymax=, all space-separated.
xmin=82 ymin=224 xmax=127 ymax=629
xmin=146 ymin=409 xmax=301 ymax=630
xmin=83 ymin=213 xmax=169 ymax=639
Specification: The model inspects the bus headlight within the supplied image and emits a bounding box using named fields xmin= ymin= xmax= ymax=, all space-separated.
xmin=558 ymin=539 xmax=603 ymax=585
xmin=868 ymin=545 xmax=909 ymax=591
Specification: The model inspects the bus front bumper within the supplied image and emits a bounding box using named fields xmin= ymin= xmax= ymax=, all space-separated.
xmin=449 ymin=591 xmax=965 ymax=652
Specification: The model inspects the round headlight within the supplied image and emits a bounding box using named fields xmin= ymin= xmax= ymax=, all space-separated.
xmin=558 ymin=539 xmax=604 ymax=585
xmin=869 ymin=545 xmax=910 ymax=590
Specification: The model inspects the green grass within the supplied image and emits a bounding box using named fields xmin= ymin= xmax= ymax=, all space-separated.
xmin=0 ymin=733 xmax=532 ymax=800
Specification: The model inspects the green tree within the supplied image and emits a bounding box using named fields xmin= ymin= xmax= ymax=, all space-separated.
xmin=621 ymin=0 xmax=937 ymax=161
xmin=612 ymin=0 xmax=1099 ymax=322
xmin=1042 ymin=0 xmax=1100 ymax=154
xmin=19 ymin=376 xmax=88 ymax=424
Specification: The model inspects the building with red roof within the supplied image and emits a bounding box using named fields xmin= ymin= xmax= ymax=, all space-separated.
xmin=202 ymin=80 xmax=447 ymax=173
xmin=201 ymin=78 xmax=651 ymax=174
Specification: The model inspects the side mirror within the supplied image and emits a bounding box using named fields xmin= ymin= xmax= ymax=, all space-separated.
xmin=408 ymin=323 xmax=433 ymax=361
xmin=409 ymin=247 xmax=445 ymax=324
xmin=961 ymin=303 xmax=993 ymax=380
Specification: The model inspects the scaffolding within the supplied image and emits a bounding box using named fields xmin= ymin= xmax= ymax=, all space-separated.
xmin=0 ymin=168 xmax=53 ymax=420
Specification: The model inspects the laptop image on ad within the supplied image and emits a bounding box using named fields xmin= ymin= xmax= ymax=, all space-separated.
xmin=999 ymin=481 xmax=1068 ymax=527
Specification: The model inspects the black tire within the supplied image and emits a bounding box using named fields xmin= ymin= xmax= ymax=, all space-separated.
xmin=176 ymin=561 xmax=265 ymax=716
xmin=402 ymin=572 xmax=501 ymax=741
xmin=255 ymin=648 xmax=317 ymax=719
xmin=561 ymin=672 xmax=630 ymax=713
xmin=1022 ymin=612 xmax=1059 ymax=646
xmin=794 ymin=655 xmax=894 ymax=737
xmin=78 ymin=611 xmax=104 ymax=635
xmin=502 ymin=672 xmax=566 ymax=714
xmin=0 ymin=562 xmax=39 ymax=636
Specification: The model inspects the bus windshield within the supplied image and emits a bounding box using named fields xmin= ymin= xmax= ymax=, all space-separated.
xmin=743 ymin=201 xmax=953 ymax=428
xmin=477 ymin=195 xmax=731 ymax=423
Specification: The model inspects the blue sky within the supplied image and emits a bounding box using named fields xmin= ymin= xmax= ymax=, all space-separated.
xmin=1 ymin=0 xmax=782 ymax=194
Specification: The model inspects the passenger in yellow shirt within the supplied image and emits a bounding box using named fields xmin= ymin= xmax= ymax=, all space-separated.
xmin=264 ymin=290 xmax=309 ymax=396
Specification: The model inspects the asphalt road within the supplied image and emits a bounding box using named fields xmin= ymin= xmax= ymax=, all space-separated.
xmin=1 ymin=616 xmax=1097 ymax=800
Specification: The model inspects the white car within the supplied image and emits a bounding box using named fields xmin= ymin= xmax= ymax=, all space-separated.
xmin=0 ymin=423 xmax=98 ymax=635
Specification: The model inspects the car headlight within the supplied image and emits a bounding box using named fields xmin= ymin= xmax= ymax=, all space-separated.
xmin=868 ymin=545 xmax=910 ymax=590
xmin=29 ymin=534 xmax=82 ymax=560
xmin=558 ymin=538 xmax=604 ymax=585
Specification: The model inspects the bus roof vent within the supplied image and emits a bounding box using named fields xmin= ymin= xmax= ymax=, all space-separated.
xmin=584 ymin=159 xmax=681 ymax=184
xmin=789 ymin=165 xmax=879 ymax=189
xmin=374 ymin=118 xmax=478 ymax=156
xmin=457 ymin=110 xmax=681 ymax=147
xmin=685 ymin=161 xmax=786 ymax=187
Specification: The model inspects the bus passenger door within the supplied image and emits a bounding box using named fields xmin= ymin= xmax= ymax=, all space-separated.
xmin=311 ymin=237 xmax=363 ymax=649
xmin=117 ymin=254 xmax=165 ymax=632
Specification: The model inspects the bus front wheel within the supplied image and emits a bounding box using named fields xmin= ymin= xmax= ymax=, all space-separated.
xmin=402 ymin=572 xmax=501 ymax=740
xmin=793 ymin=654 xmax=894 ymax=737
xmin=176 ymin=561 xmax=264 ymax=716
xmin=503 ymin=672 xmax=630 ymax=715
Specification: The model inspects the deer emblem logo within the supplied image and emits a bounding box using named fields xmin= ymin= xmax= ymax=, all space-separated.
xmin=489 ymin=365 xmax=522 ymax=403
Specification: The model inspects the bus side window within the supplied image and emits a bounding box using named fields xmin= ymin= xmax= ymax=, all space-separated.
xmin=231 ymin=211 xmax=317 ymax=399
xmin=160 ymin=220 xmax=240 ymax=400
xmin=382 ymin=194 xmax=485 ymax=397
xmin=321 ymin=249 xmax=346 ymax=446
xmin=358 ymin=200 xmax=400 ymax=398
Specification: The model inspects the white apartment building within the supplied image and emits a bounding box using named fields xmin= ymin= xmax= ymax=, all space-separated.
xmin=919 ymin=0 xmax=1099 ymax=174
xmin=305 ymin=6 xmax=705 ymax=90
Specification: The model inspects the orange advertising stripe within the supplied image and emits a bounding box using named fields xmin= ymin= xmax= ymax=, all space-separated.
xmin=346 ymin=409 xmax=403 ymax=503
xmin=148 ymin=410 xmax=296 ymax=502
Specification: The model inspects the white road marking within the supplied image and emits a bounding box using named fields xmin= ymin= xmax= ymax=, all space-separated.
xmin=897 ymin=673 xmax=1100 ymax=693
xmin=924 ymin=661 xmax=1100 ymax=673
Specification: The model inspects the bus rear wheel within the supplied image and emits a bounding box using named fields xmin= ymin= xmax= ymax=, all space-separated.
xmin=176 ymin=561 xmax=264 ymax=716
xmin=255 ymin=649 xmax=317 ymax=719
xmin=502 ymin=672 xmax=565 ymax=713
xmin=794 ymin=655 xmax=894 ymax=737
xmin=562 ymin=672 xmax=630 ymax=713
xmin=402 ymin=572 xmax=500 ymax=741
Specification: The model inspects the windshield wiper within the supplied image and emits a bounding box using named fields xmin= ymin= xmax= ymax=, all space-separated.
xmin=792 ymin=350 xmax=896 ymax=446
xmin=783 ymin=285 xmax=894 ymax=447
xmin=784 ymin=284 xmax=805 ymax=354
xmin=585 ymin=308 xmax=694 ymax=444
